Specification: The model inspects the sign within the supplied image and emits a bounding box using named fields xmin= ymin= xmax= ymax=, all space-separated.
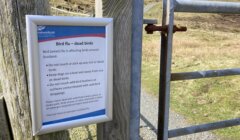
xmin=26 ymin=15 xmax=113 ymax=135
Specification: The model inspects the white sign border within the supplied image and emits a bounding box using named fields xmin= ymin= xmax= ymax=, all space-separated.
xmin=26 ymin=15 xmax=113 ymax=136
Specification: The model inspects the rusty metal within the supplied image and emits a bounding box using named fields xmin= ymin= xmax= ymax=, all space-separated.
xmin=145 ymin=24 xmax=187 ymax=34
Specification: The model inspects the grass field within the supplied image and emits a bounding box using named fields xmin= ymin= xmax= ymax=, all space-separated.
xmin=142 ymin=2 xmax=240 ymax=139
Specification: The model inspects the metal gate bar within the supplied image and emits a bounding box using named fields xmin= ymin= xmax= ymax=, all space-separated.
xmin=174 ymin=0 xmax=240 ymax=14
xmin=158 ymin=0 xmax=175 ymax=139
xmin=171 ymin=68 xmax=240 ymax=81
xmin=143 ymin=19 xmax=158 ymax=24
xmin=157 ymin=0 xmax=240 ymax=139
xmin=168 ymin=118 xmax=240 ymax=138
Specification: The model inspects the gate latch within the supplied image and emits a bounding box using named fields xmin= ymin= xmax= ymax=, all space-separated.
xmin=145 ymin=24 xmax=187 ymax=34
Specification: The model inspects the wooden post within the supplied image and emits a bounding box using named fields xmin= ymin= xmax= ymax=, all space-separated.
xmin=0 ymin=0 xmax=69 ymax=139
xmin=95 ymin=0 xmax=143 ymax=139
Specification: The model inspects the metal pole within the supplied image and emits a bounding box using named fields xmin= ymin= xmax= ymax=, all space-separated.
xmin=130 ymin=0 xmax=144 ymax=139
xmin=157 ymin=0 xmax=175 ymax=139
xmin=174 ymin=0 xmax=240 ymax=14
xmin=171 ymin=68 xmax=240 ymax=81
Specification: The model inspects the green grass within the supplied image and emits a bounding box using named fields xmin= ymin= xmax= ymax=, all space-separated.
xmin=142 ymin=2 xmax=240 ymax=139
xmin=68 ymin=125 xmax=96 ymax=140
xmin=144 ymin=0 xmax=158 ymax=5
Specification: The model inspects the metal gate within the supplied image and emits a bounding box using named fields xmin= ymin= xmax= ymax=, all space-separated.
xmin=145 ymin=0 xmax=240 ymax=139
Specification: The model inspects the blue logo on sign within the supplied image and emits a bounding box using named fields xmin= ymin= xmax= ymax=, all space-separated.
xmin=37 ymin=26 xmax=46 ymax=31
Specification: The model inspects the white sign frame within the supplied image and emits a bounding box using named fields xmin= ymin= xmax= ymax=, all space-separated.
xmin=26 ymin=15 xmax=113 ymax=135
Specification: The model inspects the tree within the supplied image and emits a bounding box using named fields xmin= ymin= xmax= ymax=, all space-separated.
xmin=0 ymin=0 xmax=69 ymax=139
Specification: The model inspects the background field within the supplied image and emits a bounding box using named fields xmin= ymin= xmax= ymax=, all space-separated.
xmin=49 ymin=0 xmax=94 ymax=16
xmin=143 ymin=2 xmax=240 ymax=139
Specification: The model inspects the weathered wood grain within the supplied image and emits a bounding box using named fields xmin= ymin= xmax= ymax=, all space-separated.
xmin=0 ymin=96 xmax=12 ymax=140
xmin=96 ymin=0 xmax=143 ymax=139
xmin=0 ymin=0 xmax=69 ymax=139
xmin=96 ymin=0 xmax=132 ymax=140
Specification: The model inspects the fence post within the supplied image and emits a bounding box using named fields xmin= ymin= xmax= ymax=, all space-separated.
xmin=95 ymin=0 xmax=143 ymax=139
xmin=0 ymin=0 xmax=69 ymax=139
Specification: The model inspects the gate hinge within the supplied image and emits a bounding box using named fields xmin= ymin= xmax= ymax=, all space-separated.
xmin=145 ymin=24 xmax=187 ymax=34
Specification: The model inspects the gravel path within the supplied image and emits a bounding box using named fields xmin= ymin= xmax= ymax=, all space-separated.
xmin=140 ymin=91 xmax=218 ymax=140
